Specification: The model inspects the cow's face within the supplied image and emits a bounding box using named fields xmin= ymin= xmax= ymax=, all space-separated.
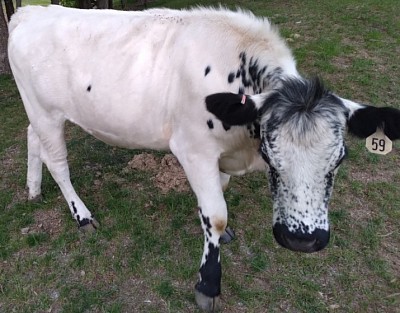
xmin=258 ymin=84 xmax=348 ymax=252
xmin=206 ymin=77 xmax=400 ymax=253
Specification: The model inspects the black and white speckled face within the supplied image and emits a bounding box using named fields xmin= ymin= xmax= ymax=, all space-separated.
xmin=259 ymin=78 xmax=348 ymax=252
xmin=260 ymin=117 xmax=346 ymax=244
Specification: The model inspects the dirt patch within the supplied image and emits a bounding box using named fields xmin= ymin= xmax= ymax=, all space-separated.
xmin=331 ymin=55 xmax=352 ymax=70
xmin=126 ymin=153 xmax=158 ymax=171
xmin=153 ymin=154 xmax=189 ymax=194
xmin=125 ymin=153 xmax=190 ymax=194
xmin=21 ymin=208 xmax=64 ymax=237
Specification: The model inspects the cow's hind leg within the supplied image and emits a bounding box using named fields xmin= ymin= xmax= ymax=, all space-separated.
xmin=29 ymin=121 xmax=99 ymax=231
xmin=27 ymin=124 xmax=43 ymax=202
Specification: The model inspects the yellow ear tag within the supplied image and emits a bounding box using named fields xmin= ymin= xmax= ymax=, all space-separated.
xmin=365 ymin=128 xmax=392 ymax=155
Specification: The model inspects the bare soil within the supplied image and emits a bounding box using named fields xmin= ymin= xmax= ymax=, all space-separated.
xmin=126 ymin=153 xmax=190 ymax=194
xmin=29 ymin=208 xmax=64 ymax=237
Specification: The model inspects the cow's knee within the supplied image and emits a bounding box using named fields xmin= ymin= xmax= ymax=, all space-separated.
xmin=199 ymin=209 xmax=227 ymax=237
xmin=212 ymin=217 xmax=227 ymax=236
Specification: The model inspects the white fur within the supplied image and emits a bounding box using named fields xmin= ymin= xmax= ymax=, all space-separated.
xmin=339 ymin=97 xmax=365 ymax=117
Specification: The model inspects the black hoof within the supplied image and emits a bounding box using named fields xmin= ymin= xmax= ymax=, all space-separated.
xmin=194 ymin=289 xmax=221 ymax=312
xmin=219 ymin=226 xmax=235 ymax=244
xmin=79 ymin=218 xmax=100 ymax=232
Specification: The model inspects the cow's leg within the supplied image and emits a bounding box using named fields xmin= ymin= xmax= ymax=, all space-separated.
xmin=27 ymin=124 xmax=43 ymax=202
xmin=29 ymin=121 xmax=99 ymax=231
xmin=170 ymin=140 xmax=226 ymax=312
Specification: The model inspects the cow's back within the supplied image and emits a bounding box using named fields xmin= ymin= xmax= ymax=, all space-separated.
xmin=8 ymin=6 xmax=297 ymax=150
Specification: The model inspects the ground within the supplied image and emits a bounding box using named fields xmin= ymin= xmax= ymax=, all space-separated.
xmin=125 ymin=153 xmax=190 ymax=194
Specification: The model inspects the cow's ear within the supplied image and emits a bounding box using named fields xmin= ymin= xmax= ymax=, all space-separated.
xmin=205 ymin=93 xmax=259 ymax=126
xmin=347 ymin=105 xmax=400 ymax=140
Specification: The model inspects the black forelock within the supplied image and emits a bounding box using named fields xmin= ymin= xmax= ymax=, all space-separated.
xmin=262 ymin=77 xmax=346 ymax=127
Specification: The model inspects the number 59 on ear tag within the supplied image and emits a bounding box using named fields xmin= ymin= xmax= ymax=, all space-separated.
xmin=366 ymin=128 xmax=392 ymax=155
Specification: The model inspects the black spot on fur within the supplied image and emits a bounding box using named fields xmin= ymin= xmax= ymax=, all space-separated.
xmin=248 ymin=57 xmax=259 ymax=83
xmin=268 ymin=166 xmax=280 ymax=198
xmin=201 ymin=214 xmax=212 ymax=230
xmin=228 ymin=72 xmax=235 ymax=83
xmin=204 ymin=66 xmax=211 ymax=77
xmin=333 ymin=144 xmax=347 ymax=169
xmin=200 ymin=210 xmax=213 ymax=237
xmin=71 ymin=201 xmax=77 ymax=214
xmin=222 ymin=122 xmax=231 ymax=131
xmin=195 ymin=242 xmax=221 ymax=297
xmin=235 ymin=51 xmax=282 ymax=94
xmin=87 ymin=85 xmax=91 ymax=92
xmin=239 ymin=51 xmax=247 ymax=65
xmin=324 ymin=171 xmax=334 ymax=203
xmin=207 ymin=119 xmax=214 ymax=129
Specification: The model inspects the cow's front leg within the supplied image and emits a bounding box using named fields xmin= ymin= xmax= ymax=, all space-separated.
xmin=170 ymin=138 xmax=227 ymax=312
xmin=195 ymin=207 xmax=224 ymax=312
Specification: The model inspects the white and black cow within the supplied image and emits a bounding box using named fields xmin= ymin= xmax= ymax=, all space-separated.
xmin=8 ymin=5 xmax=400 ymax=312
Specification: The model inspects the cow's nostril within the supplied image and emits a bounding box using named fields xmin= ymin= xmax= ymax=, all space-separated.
xmin=273 ymin=223 xmax=330 ymax=253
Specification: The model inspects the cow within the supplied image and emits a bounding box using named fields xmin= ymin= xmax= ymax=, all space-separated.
xmin=8 ymin=5 xmax=400 ymax=312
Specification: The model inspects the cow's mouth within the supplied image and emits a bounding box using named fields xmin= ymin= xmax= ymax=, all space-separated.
xmin=273 ymin=223 xmax=330 ymax=253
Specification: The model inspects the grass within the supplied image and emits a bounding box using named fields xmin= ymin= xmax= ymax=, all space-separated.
xmin=1 ymin=0 xmax=400 ymax=312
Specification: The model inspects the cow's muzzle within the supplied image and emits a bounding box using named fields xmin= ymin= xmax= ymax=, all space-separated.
xmin=273 ymin=224 xmax=330 ymax=253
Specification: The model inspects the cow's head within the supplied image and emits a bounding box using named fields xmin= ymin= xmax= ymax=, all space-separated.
xmin=206 ymin=77 xmax=400 ymax=253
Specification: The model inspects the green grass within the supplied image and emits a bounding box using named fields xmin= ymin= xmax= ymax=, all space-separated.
xmin=1 ymin=1 xmax=400 ymax=312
